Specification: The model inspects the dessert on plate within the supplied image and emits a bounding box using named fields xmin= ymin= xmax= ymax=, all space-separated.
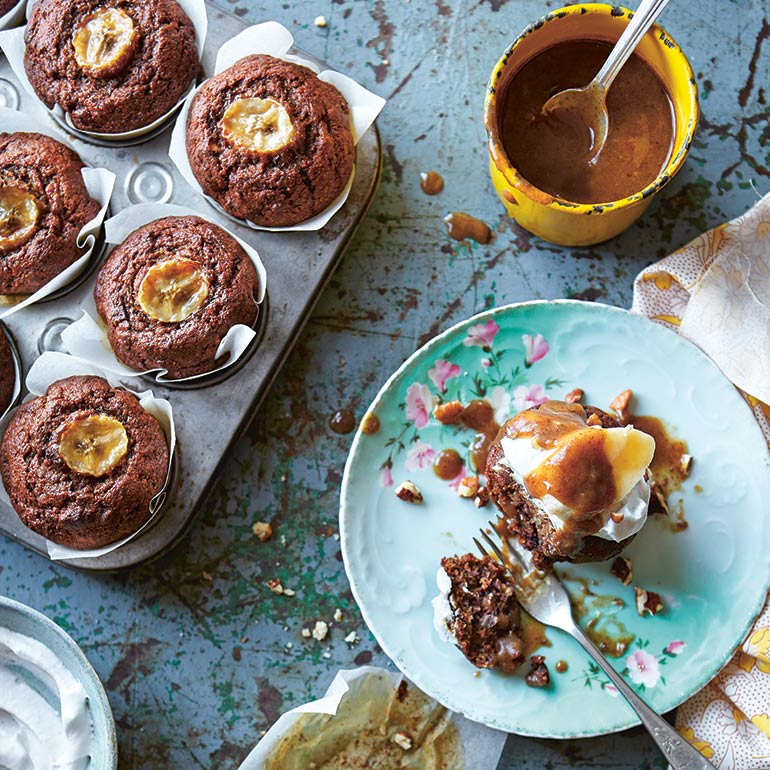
xmin=0 ymin=375 xmax=169 ymax=549
xmin=0 ymin=0 xmax=17 ymax=15
xmin=185 ymin=54 xmax=355 ymax=227
xmin=0 ymin=131 xmax=99 ymax=294
xmin=24 ymin=0 xmax=199 ymax=134
xmin=486 ymin=400 xmax=655 ymax=569
xmin=0 ymin=325 xmax=15 ymax=413
xmin=94 ymin=215 xmax=260 ymax=379
xmin=432 ymin=553 xmax=526 ymax=673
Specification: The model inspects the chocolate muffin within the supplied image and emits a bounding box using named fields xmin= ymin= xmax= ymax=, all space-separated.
xmin=0 ymin=0 xmax=18 ymax=16
xmin=186 ymin=54 xmax=355 ymax=227
xmin=94 ymin=216 xmax=260 ymax=379
xmin=433 ymin=554 xmax=525 ymax=673
xmin=486 ymin=401 xmax=653 ymax=569
xmin=0 ymin=132 xmax=99 ymax=294
xmin=0 ymin=325 xmax=15 ymax=414
xmin=0 ymin=375 xmax=169 ymax=549
xmin=24 ymin=0 xmax=198 ymax=134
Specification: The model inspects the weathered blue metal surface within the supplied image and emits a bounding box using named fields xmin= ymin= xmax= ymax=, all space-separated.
xmin=1 ymin=0 xmax=768 ymax=767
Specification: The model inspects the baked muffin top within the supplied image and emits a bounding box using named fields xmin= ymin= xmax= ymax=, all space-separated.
xmin=186 ymin=54 xmax=355 ymax=227
xmin=0 ymin=131 xmax=99 ymax=294
xmin=94 ymin=215 xmax=260 ymax=379
xmin=24 ymin=0 xmax=199 ymax=134
xmin=0 ymin=375 xmax=169 ymax=549
xmin=0 ymin=325 xmax=15 ymax=415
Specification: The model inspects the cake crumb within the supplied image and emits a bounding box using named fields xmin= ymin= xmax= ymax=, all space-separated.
xmin=333 ymin=608 xmax=343 ymax=623
xmin=679 ymin=453 xmax=693 ymax=476
xmin=525 ymin=655 xmax=550 ymax=688
xmin=474 ymin=486 xmax=490 ymax=508
xmin=344 ymin=631 xmax=359 ymax=644
xmin=301 ymin=628 xmax=311 ymax=638
xmin=312 ymin=621 xmax=329 ymax=641
xmin=283 ymin=588 xmax=296 ymax=597
xmin=266 ymin=579 xmax=283 ymax=594
xmin=252 ymin=521 xmax=273 ymax=542
xmin=314 ymin=15 xmax=327 ymax=27
xmin=202 ymin=571 xmax=213 ymax=581
xmin=611 ymin=557 xmax=632 ymax=585
xmin=635 ymin=586 xmax=664 ymax=616
xmin=395 ymin=480 xmax=423 ymax=503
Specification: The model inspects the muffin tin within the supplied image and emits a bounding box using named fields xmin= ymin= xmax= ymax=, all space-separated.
xmin=0 ymin=2 xmax=382 ymax=570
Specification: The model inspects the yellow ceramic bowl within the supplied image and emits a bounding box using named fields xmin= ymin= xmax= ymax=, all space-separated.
xmin=484 ymin=3 xmax=699 ymax=247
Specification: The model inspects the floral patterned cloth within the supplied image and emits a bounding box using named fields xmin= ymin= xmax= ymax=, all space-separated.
xmin=632 ymin=193 xmax=770 ymax=770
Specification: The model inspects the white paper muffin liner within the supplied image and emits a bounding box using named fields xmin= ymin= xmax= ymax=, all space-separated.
xmin=0 ymin=107 xmax=115 ymax=318
xmin=238 ymin=666 xmax=507 ymax=770
xmin=61 ymin=203 xmax=267 ymax=384
xmin=0 ymin=351 xmax=177 ymax=560
xmin=0 ymin=0 xmax=208 ymax=142
xmin=169 ymin=20 xmax=386 ymax=232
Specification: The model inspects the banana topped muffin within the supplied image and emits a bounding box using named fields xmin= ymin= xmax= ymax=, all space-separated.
xmin=0 ymin=132 xmax=99 ymax=294
xmin=94 ymin=216 xmax=260 ymax=379
xmin=486 ymin=400 xmax=655 ymax=569
xmin=24 ymin=0 xmax=198 ymax=134
xmin=0 ymin=375 xmax=169 ymax=549
xmin=186 ymin=54 xmax=355 ymax=227
xmin=0 ymin=325 xmax=15 ymax=414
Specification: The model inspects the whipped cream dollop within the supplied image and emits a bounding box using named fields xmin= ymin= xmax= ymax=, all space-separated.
xmin=431 ymin=567 xmax=458 ymax=644
xmin=499 ymin=421 xmax=654 ymax=543
xmin=0 ymin=626 xmax=94 ymax=770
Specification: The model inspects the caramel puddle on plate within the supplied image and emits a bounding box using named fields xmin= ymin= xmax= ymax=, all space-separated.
xmin=444 ymin=212 xmax=493 ymax=244
xmin=633 ymin=414 xmax=691 ymax=532
xmin=559 ymin=572 xmax=634 ymax=658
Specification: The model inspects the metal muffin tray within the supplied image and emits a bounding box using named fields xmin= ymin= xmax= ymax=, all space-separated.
xmin=0 ymin=2 xmax=382 ymax=570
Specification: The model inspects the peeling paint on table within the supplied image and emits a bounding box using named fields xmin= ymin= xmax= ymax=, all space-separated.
xmin=2 ymin=0 xmax=768 ymax=767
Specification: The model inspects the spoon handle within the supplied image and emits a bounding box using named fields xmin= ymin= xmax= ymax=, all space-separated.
xmin=594 ymin=0 xmax=673 ymax=92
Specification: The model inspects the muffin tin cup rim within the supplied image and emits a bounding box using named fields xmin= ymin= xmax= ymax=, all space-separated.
xmin=0 ymin=322 xmax=22 ymax=419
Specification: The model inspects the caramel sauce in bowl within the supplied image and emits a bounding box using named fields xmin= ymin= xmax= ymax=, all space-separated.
xmin=484 ymin=3 xmax=698 ymax=246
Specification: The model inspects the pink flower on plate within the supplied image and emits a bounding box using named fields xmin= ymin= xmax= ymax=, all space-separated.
xmin=428 ymin=359 xmax=461 ymax=393
xmin=405 ymin=383 xmax=435 ymax=428
xmin=463 ymin=319 xmax=499 ymax=349
xmin=448 ymin=464 xmax=468 ymax=491
xmin=666 ymin=640 xmax=686 ymax=656
xmin=379 ymin=464 xmax=393 ymax=487
xmin=626 ymin=649 xmax=660 ymax=688
xmin=604 ymin=683 xmax=619 ymax=698
xmin=488 ymin=385 xmax=511 ymax=425
xmin=481 ymin=358 xmax=491 ymax=368
xmin=405 ymin=440 xmax=436 ymax=471
xmin=513 ymin=383 xmax=548 ymax=411
xmin=523 ymin=333 xmax=549 ymax=365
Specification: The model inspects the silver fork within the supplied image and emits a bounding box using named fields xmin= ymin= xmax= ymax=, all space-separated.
xmin=475 ymin=525 xmax=716 ymax=770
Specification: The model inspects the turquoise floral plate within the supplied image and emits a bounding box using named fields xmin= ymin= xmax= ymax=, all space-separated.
xmin=340 ymin=300 xmax=770 ymax=738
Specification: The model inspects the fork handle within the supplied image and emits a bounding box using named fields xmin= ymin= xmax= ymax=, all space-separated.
xmin=569 ymin=622 xmax=716 ymax=770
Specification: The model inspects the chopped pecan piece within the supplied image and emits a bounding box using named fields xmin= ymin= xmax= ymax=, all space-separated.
xmin=392 ymin=730 xmax=413 ymax=750
xmin=679 ymin=453 xmax=693 ymax=477
xmin=609 ymin=389 xmax=633 ymax=424
xmin=611 ymin=557 xmax=633 ymax=586
xmin=457 ymin=476 xmax=479 ymax=498
xmin=474 ymin=485 xmax=490 ymax=508
xmin=252 ymin=521 xmax=273 ymax=542
xmin=565 ymin=388 xmax=584 ymax=404
xmin=395 ymin=481 xmax=423 ymax=503
xmin=634 ymin=586 xmax=664 ymax=616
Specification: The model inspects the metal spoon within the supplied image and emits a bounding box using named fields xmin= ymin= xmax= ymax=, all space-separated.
xmin=541 ymin=0 xmax=673 ymax=163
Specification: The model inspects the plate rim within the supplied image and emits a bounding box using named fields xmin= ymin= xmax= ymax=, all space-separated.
xmin=0 ymin=595 xmax=119 ymax=766
xmin=340 ymin=298 xmax=770 ymax=738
